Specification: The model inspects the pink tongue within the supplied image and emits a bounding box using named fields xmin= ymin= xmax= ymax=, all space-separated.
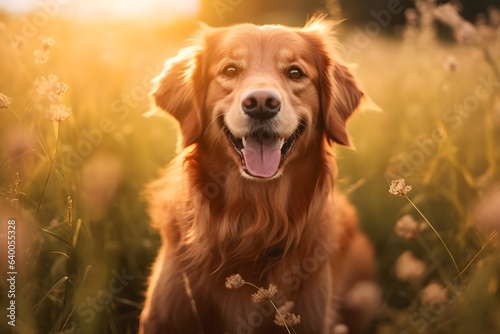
xmin=241 ymin=137 xmax=281 ymax=178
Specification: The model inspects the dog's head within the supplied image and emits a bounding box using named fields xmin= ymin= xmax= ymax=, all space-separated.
xmin=152 ymin=17 xmax=363 ymax=179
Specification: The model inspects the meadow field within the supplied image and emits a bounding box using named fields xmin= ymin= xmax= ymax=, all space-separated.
xmin=0 ymin=1 xmax=500 ymax=333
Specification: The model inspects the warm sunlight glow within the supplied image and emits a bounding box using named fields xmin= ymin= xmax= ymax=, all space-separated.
xmin=73 ymin=0 xmax=200 ymax=20
xmin=0 ymin=0 xmax=200 ymax=21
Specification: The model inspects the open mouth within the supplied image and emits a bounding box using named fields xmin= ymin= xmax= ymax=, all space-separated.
xmin=224 ymin=123 xmax=306 ymax=178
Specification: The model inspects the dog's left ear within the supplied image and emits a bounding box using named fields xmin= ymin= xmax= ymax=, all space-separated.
xmin=322 ymin=63 xmax=364 ymax=147
xmin=303 ymin=16 xmax=364 ymax=147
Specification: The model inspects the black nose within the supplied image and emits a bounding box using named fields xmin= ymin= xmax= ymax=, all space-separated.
xmin=241 ymin=90 xmax=281 ymax=120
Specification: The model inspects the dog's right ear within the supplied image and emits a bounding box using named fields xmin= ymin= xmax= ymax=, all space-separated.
xmin=152 ymin=44 xmax=204 ymax=148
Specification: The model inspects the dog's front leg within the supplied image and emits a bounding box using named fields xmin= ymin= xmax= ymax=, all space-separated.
xmin=139 ymin=248 xmax=202 ymax=334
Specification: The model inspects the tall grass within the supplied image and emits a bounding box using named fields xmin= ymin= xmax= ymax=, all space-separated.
xmin=338 ymin=2 xmax=500 ymax=333
xmin=0 ymin=16 xmax=188 ymax=333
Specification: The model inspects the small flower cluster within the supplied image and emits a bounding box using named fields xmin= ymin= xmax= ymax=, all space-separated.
xmin=35 ymin=74 xmax=68 ymax=104
xmin=31 ymin=37 xmax=71 ymax=122
xmin=389 ymin=179 xmax=412 ymax=196
xmin=0 ymin=93 xmax=11 ymax=109
xmin=394 ymin=250 xmax=426 ymax=282
xmin=433 ymin=3 xmax=479 ymax=45
xmin=273 ymin=301 xmax=300 ymax=326
xmin=46 ymin=104 xmax=71 ymax=122
xmin=404 ymin=0 xmax=500 ymax=50
xmin=275 ymin=313 xmax=301 ymax=327
xmin=225 ymin=274 xmax=301 ymax=329
xmin=34 ymin=74 xmax=71 ymax=122
xmin=332 ymin=323 xmax=349 ymax=334
xmin=443 ymin=54 xmax=459 ymax=72
xmin=251 ymin=284 xmax=278 ymax=303
xmin=420 ymin=281 xmax=445 ymax=305
xmin=225 ymin=274 xmax=245 ymax=289
xmin=394 ymin=215 xmax=427 ymax=239
xmin=33 ymin=36 xmax=56 ymax=65
xmin=402 ymin=0 xmax=437 ymax=45
xmin=473 ymin=188 xmax=500 ymax=233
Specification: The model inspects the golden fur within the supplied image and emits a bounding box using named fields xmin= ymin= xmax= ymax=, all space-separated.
xmin=140 ymin=17 xmax=378 ymax=334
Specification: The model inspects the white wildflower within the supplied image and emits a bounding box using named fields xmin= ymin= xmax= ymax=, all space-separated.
xmin=433 ymin=3 xmax=480 ymax=45
xmin=395 ymin=251 xmax=426 ymax=282
xmin=443 ymin=55 xmax=459 ymax=72
xmin=389 ymin=179 xmax=412 ymax=196
xmin=33 ymin=49 xmax=50 ymax=65
xmin=34 ymin=74 xmax=68 ymax=103
xmin=46 ymin=104 xmax=71 ymax=122
xmin=420 ymin=281 xmax=446 ymax=305
xmin=225 ymin=274 xmax=245 ymax=289
xmin=40 ymin=36 xmax=56 ymax=50
xmin=395 ymin=215 xmax=427 ymax=239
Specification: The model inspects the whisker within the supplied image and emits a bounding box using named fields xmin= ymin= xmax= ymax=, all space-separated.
xmin=203 ymin=114 xmax=225 ymax=139
xmin=210 ymin=124 xmax=227 ymax=150
xmin=292 ymin=120 xmax=307 ymax=138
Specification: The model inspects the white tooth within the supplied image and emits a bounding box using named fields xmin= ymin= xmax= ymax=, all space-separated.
xmin=276 ymin=138 xmax=285 ymax=149
xmin=242 ymin=137 xmax=247 ymax=147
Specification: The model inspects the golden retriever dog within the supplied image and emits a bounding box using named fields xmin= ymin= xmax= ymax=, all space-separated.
xmin=140 ymin=16 xmax=379 ymax=334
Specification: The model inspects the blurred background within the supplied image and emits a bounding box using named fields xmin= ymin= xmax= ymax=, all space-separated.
xmin=0 ymin=0 xmax=499 ymax=333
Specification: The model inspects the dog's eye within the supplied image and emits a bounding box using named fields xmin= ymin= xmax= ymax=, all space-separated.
xmin=287 ymin=67 xmax=304 ymax=80
xmin=222 ymin=65 xmax=239 ymax=78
